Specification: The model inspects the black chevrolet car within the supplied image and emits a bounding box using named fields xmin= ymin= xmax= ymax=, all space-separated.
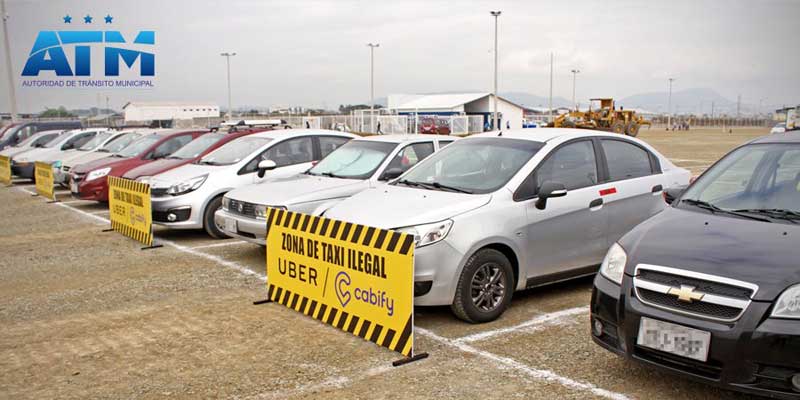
xmin=591 ymin=132 xmax=800 ymax=398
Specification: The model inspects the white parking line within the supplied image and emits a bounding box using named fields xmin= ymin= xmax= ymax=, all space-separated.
xmin=89 ymin=210 xmax=110 ymax=215
xmin=247 ymin=365 xmax=393 ymax=399
xmin=190 ymin=241 xmax=251 ymax=250
xmin=455 ymin=306 xmax=588 ymax=343
xmin=417 ymin=327 xmax=630 ymax=400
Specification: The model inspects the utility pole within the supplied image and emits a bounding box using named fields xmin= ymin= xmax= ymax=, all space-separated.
xmin=548 ymin=53 xmax=553 ymax=123
xmin=736 ymin=94 xmax=741 ymax=117
xmin=105 ymin=96 xmax=110 ymax=126
xmin=490 ymin=11 xmax=501 ymax=130
xmin=367 ymin=43 xmax=379 ymax=132
xmin=711 ymin=101 xmax=715 ymax=118
xmin=1 ymin=0 xmax=18 ymax=122
xmin=570 ymin=69 xmax=580 ymax=110
xmin=220 ymin=52 xmax=236 ymax=119
xmin=667 ymin=78 xmax=674 ymax=129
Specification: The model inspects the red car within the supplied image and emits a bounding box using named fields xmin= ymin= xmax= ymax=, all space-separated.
xmin=71 ymin=129 xmax=207 ymax=202
xmin=419 ymin=117 xmax=451 ymax=135
xmin=122 ymin=128 xmax=266 ymax=182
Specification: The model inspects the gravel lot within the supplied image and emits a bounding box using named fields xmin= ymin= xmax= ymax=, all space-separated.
xmin=0 ymin=127 xmax=768 ymax=399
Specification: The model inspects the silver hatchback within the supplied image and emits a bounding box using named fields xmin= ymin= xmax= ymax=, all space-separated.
xmin=325 ymin=129 xmax=691 ymax=323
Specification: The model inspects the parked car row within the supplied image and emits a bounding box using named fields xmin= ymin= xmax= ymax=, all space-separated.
xmin=4 ymin=122 xmax=797 ymax=398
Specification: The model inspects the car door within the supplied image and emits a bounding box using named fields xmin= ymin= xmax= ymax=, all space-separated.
xmin=249 ymin=136 xmax=315 ymax=184
xmin=597 ymin=138 xmax=665 ymax=245
xmin=520 ymin=139 xmax=609 ymax=281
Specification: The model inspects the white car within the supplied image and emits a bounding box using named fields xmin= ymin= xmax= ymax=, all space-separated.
xmin=324 ymin=128 xmax=691 ymax=323
xmin=11 ymin=128 xmax=105 ymax=180
xmin=0 ymin=130 xmax=63 ymax=158
xmin=770 ymin=122 xmax=786 ymax=134
xmin=149 ymin=129 xmax=357 ymax=238
xmin=217 ymin=134 xmax=455 ymax=244
xmin=49 ymin=129 xmax=142 ymax=186
xmin=58 ymin=129 xmax=146 ymax=180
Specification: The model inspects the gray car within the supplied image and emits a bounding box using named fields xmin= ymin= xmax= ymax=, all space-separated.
xmin=324 ymin=128 xmax=690 ymax=323
xmin=217 ymin=134 xmax=455 ymax=244
xmin=148 ymin=129 xmax=357 ymax=238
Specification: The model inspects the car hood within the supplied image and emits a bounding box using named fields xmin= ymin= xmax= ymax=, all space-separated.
xmin=0 ymin=146 xmax=34 ymax=158
xmin=39 ymin=148 xmax=81 ymax=163
xmin=122 ymin=158 xmax=189 ymax=180
xmin=227 ymin=174 xmax=367 ymax=206
xmin=621 ymin=207 xmax=800 ymax=301
xmin=149 ymin=163 xmax=223 ymax=188
xmin=73 ymin=156 xmax=134 ymax=174
xmin=63 ymin=151 xmax=112 ymax=168
xmin=324 ymin=184 xmax=492 ymax=229
xmin=12 ymin=147 xmax=57 ymax=163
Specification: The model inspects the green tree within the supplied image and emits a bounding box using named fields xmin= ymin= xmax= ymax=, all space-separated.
xmin=39 ymin=106 xmax=76 ymax=118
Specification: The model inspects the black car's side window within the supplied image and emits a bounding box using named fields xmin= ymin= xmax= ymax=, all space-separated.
xmin=536 ymin=140 xmax=598 ymax=191
xmin=601 ymin=139 xmax=655 ymax=181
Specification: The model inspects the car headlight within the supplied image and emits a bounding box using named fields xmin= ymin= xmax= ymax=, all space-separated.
xmin=136 ymin=176 xmax=151 ymax=185
xmin=395 ymin=219 xmax=453 ymax=248
xmin=86 ymin=167 xmax=111 ymax=182
xmin=599 ymin=243 xmax=627 ymax=285
xmin=772 ymin=284 xmax=800 ymax=319
xmin=254 ymin=204 xmax=268 ymax=219
xmin=222 ymin=196 xmax=230 ymax=211
xmin=167 ymin=174 xmax=208 ymax=196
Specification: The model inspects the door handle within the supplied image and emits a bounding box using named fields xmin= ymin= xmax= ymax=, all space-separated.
xmin=589 ymin=198 xmax=603 ymax=208
xmin=652 ymin=184 xmax=663 ymax=193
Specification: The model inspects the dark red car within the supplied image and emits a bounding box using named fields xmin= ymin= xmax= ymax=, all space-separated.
xmin=71 ymin=129 xmax=207 ymax=202
xmin=121 ymin=128 xmax=266 ymax=182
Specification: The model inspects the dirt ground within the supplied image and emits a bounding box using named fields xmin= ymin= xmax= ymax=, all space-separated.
xmin=0 ymin=127 xmax=769 ymax=399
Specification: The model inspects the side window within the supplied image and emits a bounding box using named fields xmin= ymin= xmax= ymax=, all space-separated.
xmin=385 ymin=142 xmax=435 ymax=173
xmin=439 ymin=140 xmax=455 ymax=148
xmin=63 ymin=132 xmax=94 ymax=149
xmin=17 ymin=126 xmax=34 ymax=142
xmin=263 ymin=137 xmax=314 ymax=167
xmin=33 ymin=134 xmax=55 ymax=147
xmin=536 ymin=140 xmax=598 ymax=191
xmin=319 ymin=136 xmax=349 ymax=158
xmin=601 ymin=139 xmax=655 ymax=181
xmin=153 ymin=135 xmax=193 ymax=158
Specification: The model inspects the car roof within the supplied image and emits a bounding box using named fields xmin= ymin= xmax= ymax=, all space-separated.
xmin=470 ymin=128 xmax=627 ymax=143
xmin=249 ymin=129 xmax=357 ymax=140
xmin=353 ymin=134 xmax=454 ymax=144
xmin=749 ymin=131 xmax=800 ymax=144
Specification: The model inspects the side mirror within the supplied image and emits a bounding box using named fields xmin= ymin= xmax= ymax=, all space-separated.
xmin=379 ymin=167 xmax=404 ymax=181
xmin=663 ymin=185 xmax=687 ymax=205
xmin=535 ymin=181 xmax=568 ymax=210
xmin=256 ymin=159 xmax=277 ymax=178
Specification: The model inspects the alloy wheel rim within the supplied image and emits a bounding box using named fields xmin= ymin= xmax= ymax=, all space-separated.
xmin=470 ymin=262 xmax=506 ymax=312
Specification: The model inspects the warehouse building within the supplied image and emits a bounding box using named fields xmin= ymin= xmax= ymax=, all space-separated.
xmin=122 ymin=101 xmax=220 ymax=122
xmin=388 ymin=93 xmax=525 ymax=130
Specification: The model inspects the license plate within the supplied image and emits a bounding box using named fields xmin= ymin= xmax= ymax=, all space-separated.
xmin=70 ymin=182 xmax=78 ymax=194
xmin=225 ymin=218 xmax=237 ymax=233
xmin=637 ymin=317 xmax=711 ymax=362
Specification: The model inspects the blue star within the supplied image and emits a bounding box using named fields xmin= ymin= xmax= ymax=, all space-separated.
xmin=63 ymin=15 xmax=72 ymax=23
xmin=84 ymin=14 xmax=92 ymax=24
xmin=104 ymin=14 xmax=113 ymax=24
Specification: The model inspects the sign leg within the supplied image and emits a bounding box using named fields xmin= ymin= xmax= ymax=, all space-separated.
xmin=392 ymin=352 xmax=429 ymax=367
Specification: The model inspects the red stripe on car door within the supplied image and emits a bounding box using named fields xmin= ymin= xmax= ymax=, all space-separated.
xmin=599 ymin=187 xmax=617 ymax=196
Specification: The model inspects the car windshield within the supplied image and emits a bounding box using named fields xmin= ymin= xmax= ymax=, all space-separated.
xmin=169 ymin=133 xmax=224 ymax=159
xmin=116 ymin=135 xmax=161 ymax=157
xmin=308 ymin=140 xmax=395 ymax=179
xmin=680 ymin=143 xmax=800 ymax=222
xmin=43 ymin=131 xmax=72 ymax=148
xmin=198 ymin=136 xmax=272 ymax=166
xmin=99 ymin=133 xmax=140 ymax=153
xmin=396 ymin=137 xmax=544 ymax=194
xmin=16 ymin=132 xmax=51 ymax=148
xmin=77 ymin=131 xmax=113 ymax=151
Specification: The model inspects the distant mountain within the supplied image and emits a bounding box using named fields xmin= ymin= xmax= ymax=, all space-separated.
xmin=618 ymin=88 xmax=738 ymax=115
xmin=500 ymin=91 xmax=573 ymax=109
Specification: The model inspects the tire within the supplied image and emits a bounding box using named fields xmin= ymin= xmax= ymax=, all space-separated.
xmin=451 ymin=248 xmax=514 ymax=323
xmin=203 ymin=196 xmax=230 ymax=239
xmin=610 ymin=121 xmax=625 ymax=134
xmin=626 ymin=123 xmax=640 ymax=137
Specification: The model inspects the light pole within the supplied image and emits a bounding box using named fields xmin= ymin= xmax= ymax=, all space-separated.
xmin=220 ymin=52 xmax=236 ymax=119
xmin=667 ymin=78 xmax=674 ymax=129
xmin=1 ymin=0 xmax=18 ymax=122
xmin=490 ymin=11 xmax=501 ymax=130
xmin=570 ymin=69 xmax=580 ymax=110
xmin=367 ymin=43 xmax=379 ymax=132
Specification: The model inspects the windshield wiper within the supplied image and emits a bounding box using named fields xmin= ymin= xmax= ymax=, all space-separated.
xmin=198 ymin=160 xmax=223 ymax=165
xmin=396 ymin=179 xmax=472 ymax=194
xmin=681 ymin=199 xmax=771 ymax=222
xmin=731 ymin=208 xmax=800 ymax=224
xmin=430 ymin=182 xmax=473 ymax=194
xmin=321 ymin=172 xmax=343 ymax=178
xmin=396 ymin=179 xmax=432 ymax=189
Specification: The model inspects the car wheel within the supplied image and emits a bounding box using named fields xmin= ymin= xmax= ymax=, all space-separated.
xmin=451 ymin=248 xmax=514 ymax=323
xmin=203 ymin=196 xmax=230 ymax=239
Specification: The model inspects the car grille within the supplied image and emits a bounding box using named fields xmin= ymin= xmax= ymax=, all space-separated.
xmin=633 ymin=265 xmax=758 ymax=322
xmin=61 ymin=165 xmax=71 ymax=173
xmin=228 ymin=199 xmax=257 ymax=218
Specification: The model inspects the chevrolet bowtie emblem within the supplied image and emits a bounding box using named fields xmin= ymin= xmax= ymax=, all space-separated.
xmin=237 ymin=203 xmax=244 ymax=212
xmin=668 ymin=285 xmax=704 ymax=303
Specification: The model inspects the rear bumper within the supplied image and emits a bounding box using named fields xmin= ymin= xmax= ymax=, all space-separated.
xmin=590 ymin=274 xmax=800 ymax=399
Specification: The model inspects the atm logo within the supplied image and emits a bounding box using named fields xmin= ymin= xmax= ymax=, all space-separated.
xmin=21 ymin=30 xmax=155 ymax=77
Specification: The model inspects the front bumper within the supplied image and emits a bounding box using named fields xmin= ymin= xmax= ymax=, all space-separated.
xmin=71 ymin=174 xmax=109 ymax=202
xmin=215 ymin=208 xmax=266 ymax=244
xmin=591 ymin=274 xmax=800 ymax=399
xmin=150 ymin=189 xmax=206 ymax=230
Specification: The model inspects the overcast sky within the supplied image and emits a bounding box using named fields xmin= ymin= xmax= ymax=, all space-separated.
xmin=1 ymin=0 xmax=798 ymax=113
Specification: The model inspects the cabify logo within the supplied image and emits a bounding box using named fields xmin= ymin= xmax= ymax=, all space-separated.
xmin=21 ymin=14 xmax=155 ymax=88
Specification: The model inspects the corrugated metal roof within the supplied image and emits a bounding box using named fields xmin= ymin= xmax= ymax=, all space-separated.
xmin=123 ymin=101 xmax=218 ymax=109
xmin=393 ymin=93 xmax=490 ymax=110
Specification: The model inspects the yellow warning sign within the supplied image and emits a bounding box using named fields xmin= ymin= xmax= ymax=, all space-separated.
xmin=0 ymin=155 xmax=11 ymax=185
xmin=34 ymin=161 xmax=55 ymax=200
xmin=265 ymin=208 xmax=416 ymax=357
xmin=108 ymin=176 xmax=154 ymax=246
